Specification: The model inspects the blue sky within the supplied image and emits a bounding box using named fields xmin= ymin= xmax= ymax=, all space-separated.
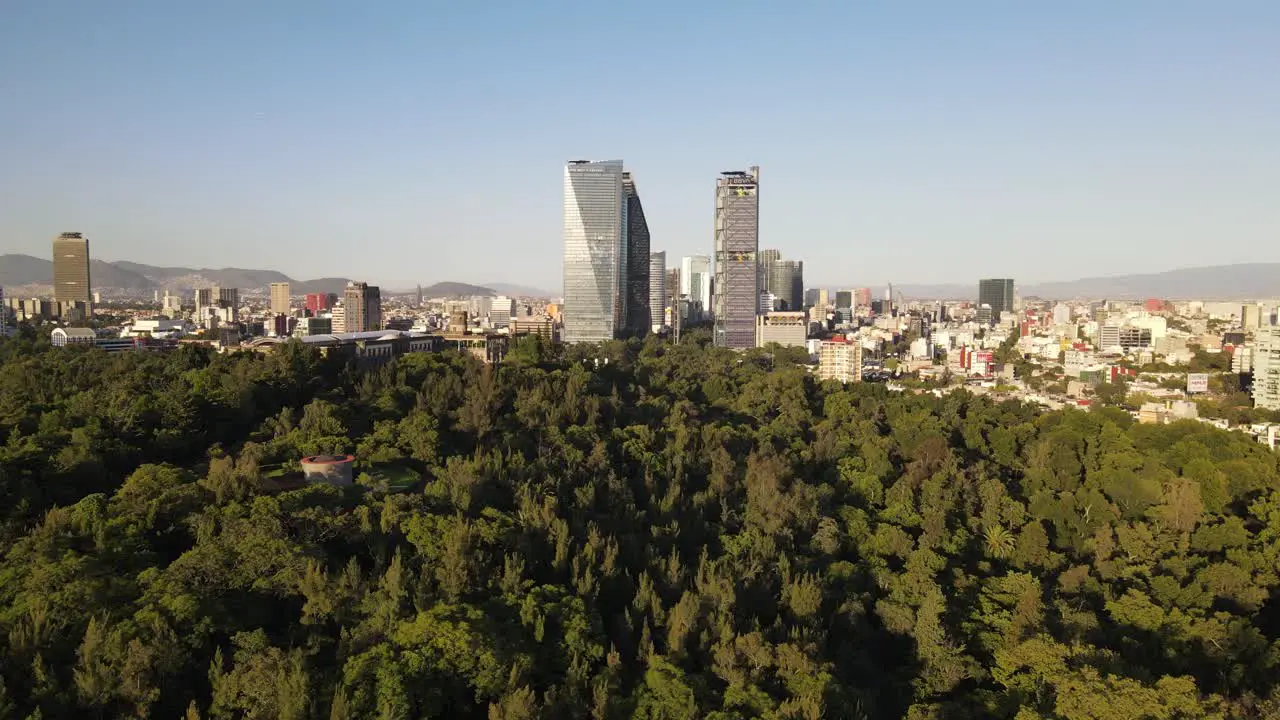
xmin=1 ymin=1 xmax=1277 ymax=291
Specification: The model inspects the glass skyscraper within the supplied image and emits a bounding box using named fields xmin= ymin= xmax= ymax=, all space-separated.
xmin=622 ymin=172 xmax=651 ymax=338
xmin=680 ymin=255 xmax=711 ymax=320
xmin=563 ymin=160 xmax=627 ymax=343
xmin=713 ymin=167 xmax=760 ymax=349
xmin=978 ymin=278 xmax=1015 ymax=322
xmin=648 ymin=251 xmax=666 ymax=332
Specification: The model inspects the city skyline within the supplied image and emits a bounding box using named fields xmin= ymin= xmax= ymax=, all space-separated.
xmin=3 ymin=4 xmax=1278 ymax=288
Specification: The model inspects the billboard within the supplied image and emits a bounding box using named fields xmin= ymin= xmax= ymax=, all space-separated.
xmin=1186 ymin=373 xmax=1209 ymax=394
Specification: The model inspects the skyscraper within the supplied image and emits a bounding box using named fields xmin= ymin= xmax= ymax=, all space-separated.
xmin=622 ymin=172 xmax=651 ymax=338
xmin=648 ymin=252 xmax=666 ymax=332
xmin=343 ymin=281 xmax=382 ymax=333
xmin=978 ymin=278 xmax=1015 ymax=323
xmin=713 ymin=166 xmax=760 ymax=349
xmin=305 ymin=293 xmax=332 ymax=317
xmin=563 ymin=159 xmax=627 ymax=343
xmin=758 ymin=250 xmax=804 ymax=311
xmin=680 ymin=255 xmax=712 ymax=319
xmin=52 ymin=232 xmax=91 ymax=305
xmin=270 ymin=282 xmax=291 ymax=315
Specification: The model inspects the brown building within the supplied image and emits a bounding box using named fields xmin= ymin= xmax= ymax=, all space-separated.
xmin=53 ymin=232 xmax=92 ymax=308
xmin=269 ymin=282 xmax=291 ymax=315
xmin=343 ymin=281 xmax=382 ymax=333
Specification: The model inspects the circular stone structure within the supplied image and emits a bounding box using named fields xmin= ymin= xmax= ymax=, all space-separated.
xmin=300 ymin=454 xmax=356 ymax=486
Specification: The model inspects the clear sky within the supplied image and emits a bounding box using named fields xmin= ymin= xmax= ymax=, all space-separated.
xmin=1 ymin=1 xmax=1277 ymax=291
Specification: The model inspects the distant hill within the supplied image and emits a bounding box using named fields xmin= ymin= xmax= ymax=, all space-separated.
xmin=866 ymin=264 xmax=1280 ymax=301
xmin=1021 ymin=264 xmax=1280 ymax=301
xmin=485 ymin=282 xmax=556 ymax=298
xmin=292 ymin=278 xmax=353 ymax=296
xmin=419 ymin=282 xmax=495 ymax=297
xmin=0 ymin=254 xmax=156 ymax=290
xmin=0 ymin=254 xmax=348 ymax=295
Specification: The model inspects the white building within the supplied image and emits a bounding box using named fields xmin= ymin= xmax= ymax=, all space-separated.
xmin=1253 ymin=327 xmax=1280 ymax=410
xmin=648 ymin=252 xmax=666 ymax=333
xmin=1052 ymin=303 xmax=1071 ymax=325
xmin=1233 ymin=345 xmax=1253 ymax=374
xmin=490 ymin=296 xmax=515 ymax=329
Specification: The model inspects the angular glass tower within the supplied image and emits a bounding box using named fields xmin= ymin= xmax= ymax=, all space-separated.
xmin=622 ymin=172 xmax=651 ymax=338
xmin=563 ymin=160 xmax=627 ymax=343
xmin=713 ymin=167 xmax=760 ymax=349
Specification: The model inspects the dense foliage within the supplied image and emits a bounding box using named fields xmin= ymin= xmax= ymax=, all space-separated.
xmin=1 ymin=331 xmax=1279 ymax=719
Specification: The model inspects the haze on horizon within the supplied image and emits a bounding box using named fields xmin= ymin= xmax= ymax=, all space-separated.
xmin=1 ymin=1 xmax=1277 ymax=290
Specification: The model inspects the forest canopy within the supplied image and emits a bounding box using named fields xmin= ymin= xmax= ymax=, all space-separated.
xmin=0 ymin=331 xmax=1278 ymax=719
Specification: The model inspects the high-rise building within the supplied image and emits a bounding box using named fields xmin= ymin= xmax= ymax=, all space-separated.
xmin=978 ymin=279 xmax=1015 ymax=320
xmin=1253 ymin=327 xmax=1280 ymax=410
xmin=819 ymin=338 xmax=864 ymax=383
xmin=713 ymin=166 xmax=760 ymax=349
xmin=1243 ymin=304 xmax=1262 ymax=331
xmin=855 ymin=287 xmax=872 ymax=308
xmin=762 ymin=257 xmax=803 ymax=311
xmin=218 ymin=288 xmax=240 ymax=317
xmin=0 ymin=285 xmax=6 ymax=336
xmin=648 ymin=252 xmax=666 ymax=332
xmin=563 ymin=159 xmax=627 ymax=343
xmin=305 ymin=293 xmax=332 ymax=317
xmin=622 ymin=172 xmax=651 ymax=337
xmin=270 ymin=282 xmax=291 ymax=315
xmin=757 ymin=249 xmax=781 ymax=304
xmin=491 ymin=296 xmax=515 ymax=328
xmin=52 ymin=232 xmax=92 ymax=308
xmin=343 ymin=281 xmax=382 ymax=333
xmin=680 ymin=255 xmax=712 ymax=319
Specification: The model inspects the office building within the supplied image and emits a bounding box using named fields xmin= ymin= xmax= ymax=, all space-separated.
xmin=757 ymin=248 xmax=780 ymax=310
xmin=648 ymin=252 xmax=666 ymax=332
xmin=758 ymin=249 xmax=803 ymax=311
xmin=563 ymin=159 xmax=627 ymax=343
xmin=855 ymin=288 xmax=872 ymax=308
xmin=1243 ymin=304 xmax=1262 ymax=331
xmin=756 ymin=311 xmax=807 ymax=348
xmin=1252 ymin=327 xmax=1280 ymax=410
xmin=270 ymin=282 xmax=291 ymax=315
xmin=52 ymin=232 xmax=92 ymax=316
xmin=622 ymin=172 xmax=651 ymax=337
xmin=490 ymin=296 xmax=515 ymax=329
xmin=978 ymin=279 xmax=1015 ymax=321
xmin=53 ymin=232 xmax=92 ymax=304
xmin=680 ymin=255 xmax=712 ymax=319
xmin=713 ymin=166 xmax=760 ymax=349
xmin=819 ymin=338 xmax=863 ymax=383
xmin=342 ymin=281 xmax=382 ymax=333
xmin=305 ymin=293 xmax=333 ymax=317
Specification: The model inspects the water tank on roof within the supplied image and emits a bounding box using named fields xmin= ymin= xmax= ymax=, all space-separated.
xmin=300 ymin=454 xmax=355 ymax=486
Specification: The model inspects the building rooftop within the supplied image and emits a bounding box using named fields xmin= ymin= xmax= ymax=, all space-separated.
xmin=54 ymin=327 xmax=96 ymax=339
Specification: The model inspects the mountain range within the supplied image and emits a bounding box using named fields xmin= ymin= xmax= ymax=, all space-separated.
xmin=865 ymin=264 xmax=1280 ymax=301
xmin=4 ymin=253 xmax=1276 ymax=301
xmin=0 ymin=254 xmax=557 ymax=298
